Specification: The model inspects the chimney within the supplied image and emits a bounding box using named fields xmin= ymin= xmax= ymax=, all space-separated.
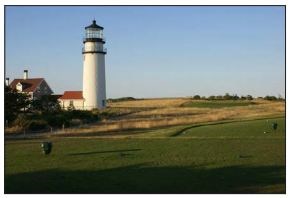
xmin=5 ymin=78 xmax=9 ymax=86
xmin=23 ymin=70 xmax=28 ymax=80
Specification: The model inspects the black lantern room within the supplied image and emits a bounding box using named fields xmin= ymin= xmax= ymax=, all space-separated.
xmin=83 ymin=20 xmax=105 ymax=43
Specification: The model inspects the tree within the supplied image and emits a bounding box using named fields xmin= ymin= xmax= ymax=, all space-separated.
xmin=223 ymin=93 xmax=231 ymax=100
xmin=264 ymin=96 xmax=277 ymax=101
xmin=193 ymin=95 xmax=201 ymax=100
xmin=232 ymin=94 xmax=240 ymax=100
xmin=12 ymin=114 xmax=31 ymax=131
xmin=208 ymin=95 xmax=216 ymax=100
xmin=30 ymin=95 xmax=61 ymax=113
xmin=5 ymin=85 xmax=31 ymax=122
xmin=215 ymin=95 xmax=223 ymax=100
xmin=240 ymin=96 xmax=246 ymax=100
xmin=246 ymin=95 xmax=253 ymax=100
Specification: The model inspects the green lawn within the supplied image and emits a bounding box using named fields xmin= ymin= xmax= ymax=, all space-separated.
xmin=179 ymin=117 xmax=285 ymax=138
xmin=5 ymin=117 xmax=285 ymax=193
xmin=181 ymin=100 xmax=256 ymax=108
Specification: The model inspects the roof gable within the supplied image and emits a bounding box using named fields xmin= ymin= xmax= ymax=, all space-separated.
xmin=10 ymin=78 xmax=44 ymax=92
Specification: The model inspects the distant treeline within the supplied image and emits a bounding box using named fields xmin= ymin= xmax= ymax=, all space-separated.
xmin=192 ymin=93 xmax=284 ymax=101
xmin=107 ymin=97 xmax=137 ymax=102
xmin=106 ymin=95 xmax=285 ymax=102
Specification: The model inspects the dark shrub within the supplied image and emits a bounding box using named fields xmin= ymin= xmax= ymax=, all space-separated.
xmin=29 ymin=120 xmax=48 ymax=131
xmin=223 ymin=93 xmax=231 ymax=100
xmin=246 ymin=95 xmax=253 ymax=100
xmin=46 ymin=114 xmax=69 ymax=127
xmin=67 ymin=110 xmax=99 ymax=122
xmin=240 ymin=96 xmax=246 ymax=100
xmin=107 ymin=97 xmax=136 ymax=102
xmin=264 ymin=96 xmax=278 ymax=101
xmin=193 ymin=95 xmax=201 ymax=100
xmin=208 ymin=96 xmax=216 ymax=100
xmin=12 ymin=114 xmax=31 ymax=130
xmin=215 ymin=95 xmax=223 ymax=100
xmin=70 ymin=119 xmax=83 ymax=126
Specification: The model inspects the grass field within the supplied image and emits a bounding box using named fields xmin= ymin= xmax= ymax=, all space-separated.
xmin=5 ymin=117 xmax=285 ymax=193
xmin=56 ymin=99 xmax=284 ymax=135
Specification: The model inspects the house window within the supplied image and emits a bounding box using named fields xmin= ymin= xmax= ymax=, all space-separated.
xmin=69 ymin=100 xmax=74 ymax=106
xmin=102 ymin=100 xmax=105 ymax=107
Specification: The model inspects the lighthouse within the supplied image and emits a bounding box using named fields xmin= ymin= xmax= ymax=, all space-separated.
xmin=82 ymin=20 xmax=107 ymax=110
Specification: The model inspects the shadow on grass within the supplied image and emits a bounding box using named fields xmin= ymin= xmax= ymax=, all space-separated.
xmin=170 ymin=121 xmax=243 ymax=137
xmin=68 ymin=148 xmax=142 ymax=156
xmin=5 ymin=164 xmax=285 ymax=194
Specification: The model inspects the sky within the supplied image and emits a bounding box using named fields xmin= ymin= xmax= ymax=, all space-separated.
xmin=5 ymin=6 xmax=285 ymax=98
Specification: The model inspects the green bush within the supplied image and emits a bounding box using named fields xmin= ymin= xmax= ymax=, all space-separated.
xmin=264 ymin=96 xmax=278 ymax=101
xmin=28 ymin=120 xmax=48 ymax=131
xmin=107 ymin=97 xmax=136 ymax=102
xmin=70 ymin=119 xmax=83 ymax=126
xmin=45 ymin=114 xmax=69 ymax=127
xmin=193 ymin=95 xmax=201 ymax=100
xmin=12 ymin=114 xmax=31 ymax=130
xmin=208 ymin=96 xmax=216 ymax=100
xmin=91 ymin=108 xmax=100 ymax=115
xmin=64 ymin=110 xmax=99 ymax=122
xmin=246 ymin=95 xmax=253 ymax=100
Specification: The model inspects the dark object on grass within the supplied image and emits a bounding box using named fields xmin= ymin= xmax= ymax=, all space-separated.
xmin=41 ymin=142 xmax=52 ymax=155
xmin=239 ymin=155 xmax=253 ymax=159
xmin=272 ymin=122 xmax=278 ymax=130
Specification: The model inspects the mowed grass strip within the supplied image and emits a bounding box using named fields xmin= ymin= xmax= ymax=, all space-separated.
xmin=177 ymin=117 xmax=285 ymax=138
xmin=181 ymin=100 xmax=256 ymax=108
xmin=5 ymin=117 xmax=285 ymax=193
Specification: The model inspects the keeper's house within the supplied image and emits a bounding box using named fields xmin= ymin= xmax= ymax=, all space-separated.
xmin=58 ymin=91 xmax=85 ymax=110
xmin=8 ymin=70 xmax=53 ymax=100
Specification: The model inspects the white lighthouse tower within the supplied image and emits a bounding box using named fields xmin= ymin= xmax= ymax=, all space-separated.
xmin=82 ymin=20 xmax=107 ymax=110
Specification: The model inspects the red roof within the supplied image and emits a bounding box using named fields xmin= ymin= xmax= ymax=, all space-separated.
xmin=10 ymin=78 xmax=44 ymax=92
xmin=59 ymin=91 xmax=83 ymax=100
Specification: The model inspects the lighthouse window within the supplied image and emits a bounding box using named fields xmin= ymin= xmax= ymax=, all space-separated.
xmin=102 ymin=100 xmax=105 ymax=107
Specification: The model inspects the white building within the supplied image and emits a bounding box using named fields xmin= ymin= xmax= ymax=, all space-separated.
xmin=82 ymin=20 xmax=107 ymax=110
xmin=59 ymin=20 xmax=107 ymax=110
xmin=58 ymin=91 xmax=84 ymax=110
xmin=9 ymin=70 xmax=53 ymax=100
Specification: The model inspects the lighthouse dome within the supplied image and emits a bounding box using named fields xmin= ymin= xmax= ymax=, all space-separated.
xmin=85 ymin=20 xmax=104 ymax=30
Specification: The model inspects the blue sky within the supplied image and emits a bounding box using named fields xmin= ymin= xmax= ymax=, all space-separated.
xmin=5 ymin=6 xmax=285 ymax=98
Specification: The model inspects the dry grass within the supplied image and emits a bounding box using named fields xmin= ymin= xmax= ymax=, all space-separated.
xmin=119 ymin=107 xmax=208 ymax=120
xmin=61 ymin=99 xmax=285 ymax=135
xmin=108 ymin=98 xmax=189 ymax=108
xmin=5 ymin=126 xmax=23 ymax=134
